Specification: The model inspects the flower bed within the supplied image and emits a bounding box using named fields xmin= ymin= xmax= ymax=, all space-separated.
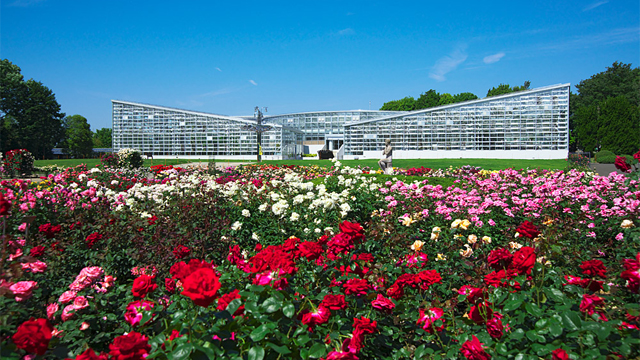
xmin=0 ymin=162 xmax=639 ymax=359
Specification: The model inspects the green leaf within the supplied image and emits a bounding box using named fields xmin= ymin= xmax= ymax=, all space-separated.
xmin=193 ymin=344 xmax=218 ymax=360
xmin=172 ymin=343 xmax=194 ymax=360
xmin=226 ymin=298 xmax=242 ymax=315
xmin=414 ymin=345 xmax=427 ymax=359
xmin=525 ymin=303 xmax=543 ymax=317
xmin=503 ymin=299 xmax=523 ymax=313
xmin=250 ymin=324 xmax=273 ymax=342
xmin=308 ymin=343 xmax=327 ymax=359
xmin=549 ymin=322 xmax=563 ymax=337
xmin=261 ymin=297 xmax=281 ymax=313
xmin=267 ymin=342 xmax=292 ymax=355
xmin=544 ymin=288 xmax=566 ymax=303
xmin=526 ymin=330 xmax=545 ymax=343
xmin=283 ymin=303 xmax=295 ymax=318
xmin=511 ymin=328 xmax=525 ymax=340
xmin=561 ymin=311 xmax=581 ymax=331
xmin=248 ymin=346 xmax=265 ymax=360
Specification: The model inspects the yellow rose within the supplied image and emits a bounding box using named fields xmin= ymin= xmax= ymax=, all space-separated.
xmin=460 ymin=219 xmax=471 ymax=230
xmin=411 ymin=240 xmax=425 ymax=252
xmin=621 ymin=220 xmax=634 ymax=229
xmin=467 ymin=234 xmax=477 ymax=244
xmin=481 ymin=236 xmax=492 ymax=244
xmin=451 ymin=219 xmax=462 ymax=229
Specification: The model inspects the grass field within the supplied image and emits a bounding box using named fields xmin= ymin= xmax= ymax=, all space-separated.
xmin=35 ymin=158 xmax=569 ymax=170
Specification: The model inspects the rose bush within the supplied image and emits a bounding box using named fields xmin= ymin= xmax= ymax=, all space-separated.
xmin=0 ymin=159 xmax=639 ymax=359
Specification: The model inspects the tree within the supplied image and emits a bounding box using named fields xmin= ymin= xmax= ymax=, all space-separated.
xmin=486 ymin=81 xmax=530 ymax=97
xmin=63 ymin=115 xmax=94 ymax=158
xmin=438 ymin=93 xmax=455 ymax=106
xmin=415 ymin=90 xmax=440 ymax=110
xmin=93 ymin=128 xmax=112 ymax=148
xmin=453 ymin=92 xmax=478 ymax=103
xmin=571 ymin=62 xmax=640 ymax=153
xmin=0 ymin=59 xmax=65 ymax=158
xmin=380 ymin=96 xmax=416 ymax=111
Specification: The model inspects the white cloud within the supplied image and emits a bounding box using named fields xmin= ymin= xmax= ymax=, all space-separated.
xmin=337 ymin=28 xmax=355 ymax=35
xmin=429 ymin=45 xmax=468 ymax=81
xmin=215 ymin=67 xmax=222 ymax=72
xmin=583 ymin=1 xmax=608 ymax=11
xmin=483 ymin=52 xmax=505 ymax=64
xmin=249 ymin=80 xmax=257 ymax=86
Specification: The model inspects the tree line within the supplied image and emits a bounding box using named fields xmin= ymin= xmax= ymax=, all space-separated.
xmin=570 ymin=62 xmax=639 ymax=155
xmin=1 ymin=59 xmax=112 ymax=159
xmin=379 ymin=81 xmax=531 ymax=111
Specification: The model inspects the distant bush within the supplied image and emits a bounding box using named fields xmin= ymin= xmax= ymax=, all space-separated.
xmin=2 ymin=149 xmax=35 ymax=177
xmin=303 ymin=153 xmax=317 ymax=158
xmin=595 ymin=149 xmax=616 ymax=163
xmin=100 ymin=153 xmax=119 ymax=168
xmin=317 ymin=149 xmax=334 ymax=159
xmin=567 ymin=153 xmax=591 ymax=169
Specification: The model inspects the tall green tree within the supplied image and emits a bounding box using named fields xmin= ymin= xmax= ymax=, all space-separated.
xmin=63 ymin=115 xmax=94 ymax=158
xmin=453 ymin=92 xmax=479 ymax=103
xmin=93 ymin=127 xmax=112 ymax=148
xmin=415 ymin=90 xmax=440 ymax=109
xmin=486 ymin=81 xmax=530 ymax=97
xmin=571 ymin=62 xmax=640 ymax=153
xmin=0 ymin=59 xmax=65 ymax=158
xmin=380 ymin=96 xmax=416 ymax=111
xmin=438 ymin=93 xmax=455 ymax=106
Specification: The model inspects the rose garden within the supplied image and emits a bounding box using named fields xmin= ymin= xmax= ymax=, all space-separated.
xmin=1 ymin=149 xmax=640 ymax=360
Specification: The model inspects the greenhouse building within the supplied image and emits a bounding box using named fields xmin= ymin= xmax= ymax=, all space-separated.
xmin=112 ymin=83 xmax=569 ymax=160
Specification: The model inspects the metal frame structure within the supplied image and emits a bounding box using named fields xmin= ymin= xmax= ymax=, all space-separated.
xmin=112 ymin=83 xmax=569 ymax=160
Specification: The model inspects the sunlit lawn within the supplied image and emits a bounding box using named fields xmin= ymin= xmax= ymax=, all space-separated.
xmin=34 ymin=158 xmax=569 ymax=171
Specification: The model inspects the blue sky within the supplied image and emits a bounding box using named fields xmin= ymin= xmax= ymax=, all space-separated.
xmin=2 ymin=0 xmax=638 ymax=130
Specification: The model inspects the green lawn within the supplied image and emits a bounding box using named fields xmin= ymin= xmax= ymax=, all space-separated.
xmin=35 ymin=158 xmax=569 ymax=171
xmin=34 ymin=158 xmax=251 ymax=168
xmin=261 ymin=158 xmax=569 ymax=170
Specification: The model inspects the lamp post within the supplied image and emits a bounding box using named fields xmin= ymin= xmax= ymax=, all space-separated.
xmin=241 ymin=106 xmax=272 ymax=162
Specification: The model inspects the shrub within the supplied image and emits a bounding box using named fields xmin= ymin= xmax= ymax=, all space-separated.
xmin=2 ymin=149 xmax=35 ymax=177
xmin=303 ymin=153 xmax=317 ymax=158
xmin=595 ymin=149 xmax=616 ymax=163
xmin=100 ymin=153 xmax=119 ymax=168
xmin=317 ymin=150 xmax=334 ymax=159
xmin=117 ymin=148 xmax=143 ymax=169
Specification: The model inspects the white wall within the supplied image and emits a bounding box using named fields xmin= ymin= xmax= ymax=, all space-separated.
xmin=344 ymin=149 xmax=568 ymax=160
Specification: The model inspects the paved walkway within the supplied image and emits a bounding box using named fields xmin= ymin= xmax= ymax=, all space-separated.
xmin=589 ymin=163 xmax=622 ymax=176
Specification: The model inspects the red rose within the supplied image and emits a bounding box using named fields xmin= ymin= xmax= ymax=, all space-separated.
xmin=458 ymin=285 xmax=485 ymax=304
xmin=217 ymin=289 xmax=244 ymax=316
xmin=580 ymin=294 xmax=605 ymax=316
xmin=75 ymin=348 xmax=108 ymax=360
xmin=469 ymin=302 xmax=494 ymax=324
xmin=131 ymin=274 xmax=157 ymax=298
xmin=326 ymin=351 xmax=359 ymax=360
xmin=299 ymin=241 xmax=324 ymax=260
xmin=29 ymin=245 xmax=46 ymax=257
xmin=371 ymin=294 xmax=395 ymax=313
xmin=486 ymin=314 xmax=504 ymax=339
xmin=487 ymin=248 xmax=513 ymax=270
xmin=343 ymin=278 xmax=371 ymax=296
xmin=353 ymin=316 xmax=377 ymax=334
xmin=339 ymin=221 xmax=364 ymax=242
xmin=614 ymin=156 xmax=631 ymax=173
xmin=356 ymin=253 xmax=374 ymax=263
xmin=386 ymin=283 xmax=404 ymax=300
xmin=459 ymin=335 xmax=490 ymax=360
xmin=39 ymin=223 xmax=62 ymax=239
xmin=551 ymin=349 xmax=569 ymax=360
xmin=417 ymin=269 xmax=442 ymax=290
xmin=580 ymin=259 xmax=607 ymax=278
xmin=147 ymin=215 xmax=158 ymax=225
xmin=509 ymin=246 xmax=536 ymax=275
xmin=301 ymin=306 xmax=331 ymax=330
xmin=85 ymin=232 xmax=103 ymax=249
xmin=516 ymin=220 xmax=540 ymax=239
xmin=0 ymin=192 xmax=11 ymax=216
xmin=321 ymin=294 xmax=348 ymax=310
xmin=109 ymin=332 xmax=151 ymax=360
xmin=395 ymin=273 xmax=419 ymax=288
xmin=11 ymin=318 xmax=53 ymax=355
xmin=327 ymin=232 xmax=355 ymax=254
xmin=165 ymin=278 xmax=176 ymax=293
xmin=634 ymin=149 xmax=640 ymax=162
xmin=172 ymin=245 xmax=191 ymax=259
xmin=181 ymin=267 xmax=221 ymax=307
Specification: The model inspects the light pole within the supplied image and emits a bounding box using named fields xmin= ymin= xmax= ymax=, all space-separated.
xmin=241 ymin=106 xmax=272 ymax=162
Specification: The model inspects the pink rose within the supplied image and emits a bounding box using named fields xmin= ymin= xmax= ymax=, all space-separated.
xmin=10 ymin=281 xmax=37 ymax=302
xmin=80 ymin=322 xmax=90 ymax=331
xmin=73 ymin=296 xmax=89 ymax=310
xmin=61 ymin=304 xmax=76 ymax=322
xmin=80 ymin=266 xmax=104 ymax=281
xmin=58 ymin=290 xmax=77 ymax=304
xmin=124 ymin=300 xmax=155 ymax=326
xmin=47 ymin=303 xmax=59 ymax=320
xmin=371 ymin=294 xmax=396 ymax=313
xmin=21 ymin=260 xmax=47 ymax=273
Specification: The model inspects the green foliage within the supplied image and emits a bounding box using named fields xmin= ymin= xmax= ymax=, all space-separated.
xmin=117 ymin=149 xmax=144 ymax=169
xmin=453 ymin=92 xmax=479 ymax=103
xmin=486 ymin=81 xmax=530 ymax=97
xmin=93 ymin=128 xmax=113 ymax=148
xmin=0 ymin=59 xmax=65 ymax=158
xmin=571 ymin=62 xmax=640 ymax=154
xmin=594 ymin=150 xmax=616 ymax=163
xmin=63 ymin=115 xmax=94 ymax=158
xmin=415 ymin=90 xmax=441 ymax=109
xmin=438 ymin=93 xmax=455 ymax=106
xmin=380 ymin=96 xmax=416 ymax=111
xmin=383 ymin=90 xmax=480 ymax=112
